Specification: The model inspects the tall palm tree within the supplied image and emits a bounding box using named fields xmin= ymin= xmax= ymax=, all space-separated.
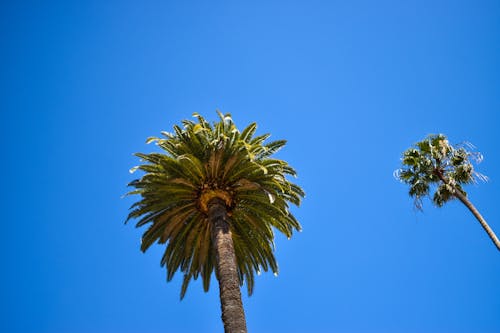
xmin=126 ymin=111 xmax=305 ymax=332
xmin=396 ymin=134 xmax=500 ymax=251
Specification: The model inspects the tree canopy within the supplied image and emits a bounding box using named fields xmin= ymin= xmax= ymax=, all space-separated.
xmin=126 ymin=112 xmax=305 ymax=298
xmin=396 ymin=134 xmax=487 ymax=210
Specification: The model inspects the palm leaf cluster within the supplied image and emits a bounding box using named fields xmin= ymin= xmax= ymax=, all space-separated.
xmin=126 ymin=112 xmax=304 ymax=298
xmin=396 ymin=134 xmax=487 ymax=209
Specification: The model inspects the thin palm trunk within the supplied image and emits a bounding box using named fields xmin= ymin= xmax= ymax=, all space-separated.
xmin=452 ymin=190 xmax=500 ymax=251
xmin=436 ymin=172 xmax=500 ymax=251
xmin=208 ymin=198 xmax=248 ymax=333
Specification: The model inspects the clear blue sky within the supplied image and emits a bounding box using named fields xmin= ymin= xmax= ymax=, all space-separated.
xmin=2 ymin=1 xmax=499 ymax=332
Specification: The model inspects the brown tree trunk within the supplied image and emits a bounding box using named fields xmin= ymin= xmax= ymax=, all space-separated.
xmin=436 ymin=172 xmax=500 ymax=251
xmin=208 ymin=197 xmax=248 ymax=333
xmin=452 ymin=189 xmax=500 ymax=252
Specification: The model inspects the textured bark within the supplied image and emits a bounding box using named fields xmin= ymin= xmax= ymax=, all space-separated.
xmin=452 ymin=190 xmax=500 ymax=251
xmin=208 ymin=198 xmax=248 ymax=333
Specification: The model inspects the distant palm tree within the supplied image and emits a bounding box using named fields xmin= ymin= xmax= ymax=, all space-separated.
xmin=126 ymin=112 xmax=305 ymax=332
xmin=396 ymin=134 xmax=500 ymax=251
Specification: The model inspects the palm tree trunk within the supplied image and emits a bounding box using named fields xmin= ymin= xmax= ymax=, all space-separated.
xmin=208 ymin=197 xmax=248 ymax=333
xmin=435 ymin=172 xmax=500 ymax=251
xmin=452 ymin=189 xmax=500 ymax=251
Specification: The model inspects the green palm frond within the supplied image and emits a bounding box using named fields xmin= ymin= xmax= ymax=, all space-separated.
xmin=126 ymin=111 xmax=304 ymax=299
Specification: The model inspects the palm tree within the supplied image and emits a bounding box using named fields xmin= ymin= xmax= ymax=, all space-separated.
xmin=396 ymin=134 xmax=500 ymax=251
xmin=126 ymin=111 xmax=305 ymax=332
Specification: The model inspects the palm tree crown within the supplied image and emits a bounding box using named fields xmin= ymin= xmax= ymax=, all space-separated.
xmin=396 ymin=134 xmax=500 ymax=251
xmin=396 ymin=134 xmax=487 ymax=209
xmin=126 ymin=112 xmax=305 ymax=298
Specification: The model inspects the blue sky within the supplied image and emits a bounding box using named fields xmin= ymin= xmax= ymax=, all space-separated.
xmin=2 ymin=1 xmax=499 ymax=332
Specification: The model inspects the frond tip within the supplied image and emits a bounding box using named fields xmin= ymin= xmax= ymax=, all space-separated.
xmin=125 ymin=111 xmax=305 ymax=298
